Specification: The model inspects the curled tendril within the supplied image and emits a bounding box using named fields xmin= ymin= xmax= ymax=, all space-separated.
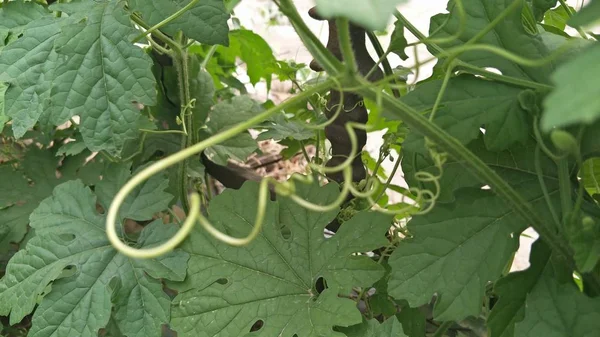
xmin=305 ymin=77 xmax=346 ymax=130
xmin=312 ymin=122 xmax=372 ymax=174
xmin=365 ymin=142 xmax=446 ymax=217
xmin=106 ymin=79 xmax=381 ymax=259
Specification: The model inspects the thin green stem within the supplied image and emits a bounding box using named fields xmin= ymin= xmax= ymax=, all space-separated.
xmin=535 ymin=146 xmax=562 ymax=229
xmin=371 ymin=152 xmax=387 ymax=181
xmin=133 ymin=0 xmax=201 ymax=43
xmin=201 ymin=45 xmax=218 ymax=70
xmin=457 ymin=62 xmax=553 ymax=91
xmin=131 ymin=14 xmax=179 ymax=50
xmin=300 ymin=140 xmax=311 ymax=163
xmin=432 ymin=321 xmax=454 ymax=337
xmin=558 ymin=158 xmax=573 ymax=224
xmin=336 ymin=18 xmax=358 ymax=74
xmin=429 ymin=61 xmax=454 ymax=121
xmin=366 ymin=31 xmax=401 ymax=97
xmin=372 ymin=155 xmax=402 ymax=206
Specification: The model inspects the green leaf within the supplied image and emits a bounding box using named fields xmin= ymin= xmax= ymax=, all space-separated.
xmin=528 ymin=0 xmax=558 ymax=21
xmin=313 ymin=0 xmax=407 ymax=31
xmin=49 ymin=0 xmax=156 ymax=155
xmin=541 ymin=43 xmax=600 ymax=131
xmin=202 ymin=95 xmax=263 ymax=165
xmin=514 ymin=267 xmax=600 ymax=337
xmin=217 ymin=29 xmax=288 ymax=87
xmin=396 ymin=307 xmax=427 ymax=337
xmin=430 ymin=0 xmax=555 ymax=84
xmin=581 ymin=158 xmax=600 ymax=195
xmin=170 ymin=181 xmax=392 ymax=336
xmin=388 ymin=187 xmax=525 ymax=321
xmin=339 ymin=317 xmax=408 ymax=337
xmin=0 ymin=148 xmax=104 ymax=254
xmin=566 ymin=214 xmax=600 ymax=273
xmin=0 ymin=0 xmax=52 ymax=47
xmin=388 ymin=19 xmax=408 ymax=60
xmin=544 ymin=6 xmax=571 ymax=30
xmin=0 ymin=175 xmax=187 ymax=337
xmin=128 ymin=0 xmax=229 ymax=45
xmin=581 ymin=120 xmax=600 ymax=158
xmin=56 ymin=136 xmax=88 ymax=157
xmin=95 ymin=163 xmax=173 ymax=221
xmin=569 ymin=0 xmax=600 ymax=27
xmin=189 ymin=58 xmax=215 ymax=129
xmin=404 ymin=135 xmax=560 ymax=208
xmin=539 ymin=25 xmax=592 ymax=64
xmin=258 ymin=113 xmax=316 ymax=141
xmin=389 ymin=138 xmax=562 ymax=321
xmin=488 ymin=240 xmax=551 ymax=337
xmin=0 ymin=18 xmax=60 ymax=138
xmin=395 ymin=76 xmax=532 ymax=154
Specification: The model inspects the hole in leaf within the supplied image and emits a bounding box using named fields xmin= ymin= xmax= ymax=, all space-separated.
xmin=216 ymin=278 xmax=229 ymax=285
xmin=323 ymin=227 xmax=335 ymax=239
xmin=279 ymin=223 xmax=292 ymax=240
xmin=249 ymin=319 xmax=264 ymax=332
xmin=59 ymin=265 xmax=78 ymax=279
xmin=58 ymin=233 xmax=76 ymax=242
xmin=314 ymin=277 xmax=327 ymax=294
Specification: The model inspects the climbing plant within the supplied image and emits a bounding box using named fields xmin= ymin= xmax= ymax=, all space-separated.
xmin=1 ymin=0 xmax=600 ymax=336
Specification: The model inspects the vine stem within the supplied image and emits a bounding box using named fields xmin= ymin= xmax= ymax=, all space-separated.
xmin=432 ymin=321 xmax=453 ymax=337
xmin=366 ymin=31 xmax=401 ymax=97
xmin=336 ymin=18 xmax=358 ymax=74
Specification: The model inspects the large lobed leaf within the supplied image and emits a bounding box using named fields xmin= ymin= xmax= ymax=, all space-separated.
xmin=170 ymin=181 xmax=393 ymax=336
xmin=514 ymin=269 xmax=600 ymax=337
xmin=201 ymin=95 xmax=264 ymax=165
xmin=391 ymin=137 xmax=562 ymax=320
xmin=430 ymin=0 xmax=555 ymax=84
xmin=388 ymin=188 xmax=523 ymax=321
xmin=217 ymin=29 xmax=296 ymax=88
xmin=487 ymin=241 xmax=551 ymax=337
xmin=490 ymin=239 xmax=600 ymax=337
xmin=392 ymin=75 xmax=532 ymax=154
xmin=0 ymin=17 xmax=60 ymax=138
xmin=0 ymin=0 xmax=52 ymax=48
xmin=0 ymin=165 xmax=186 ymax=337
xmin=541 ymin=43 xmax=600 ymax=131
xmin=48 ymin=0 xmax=156 ymax=155
xmin=0 ymin=148 xmax=104 ymax=254
xmin=128 ymin=0 xmax=230 ymax=46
